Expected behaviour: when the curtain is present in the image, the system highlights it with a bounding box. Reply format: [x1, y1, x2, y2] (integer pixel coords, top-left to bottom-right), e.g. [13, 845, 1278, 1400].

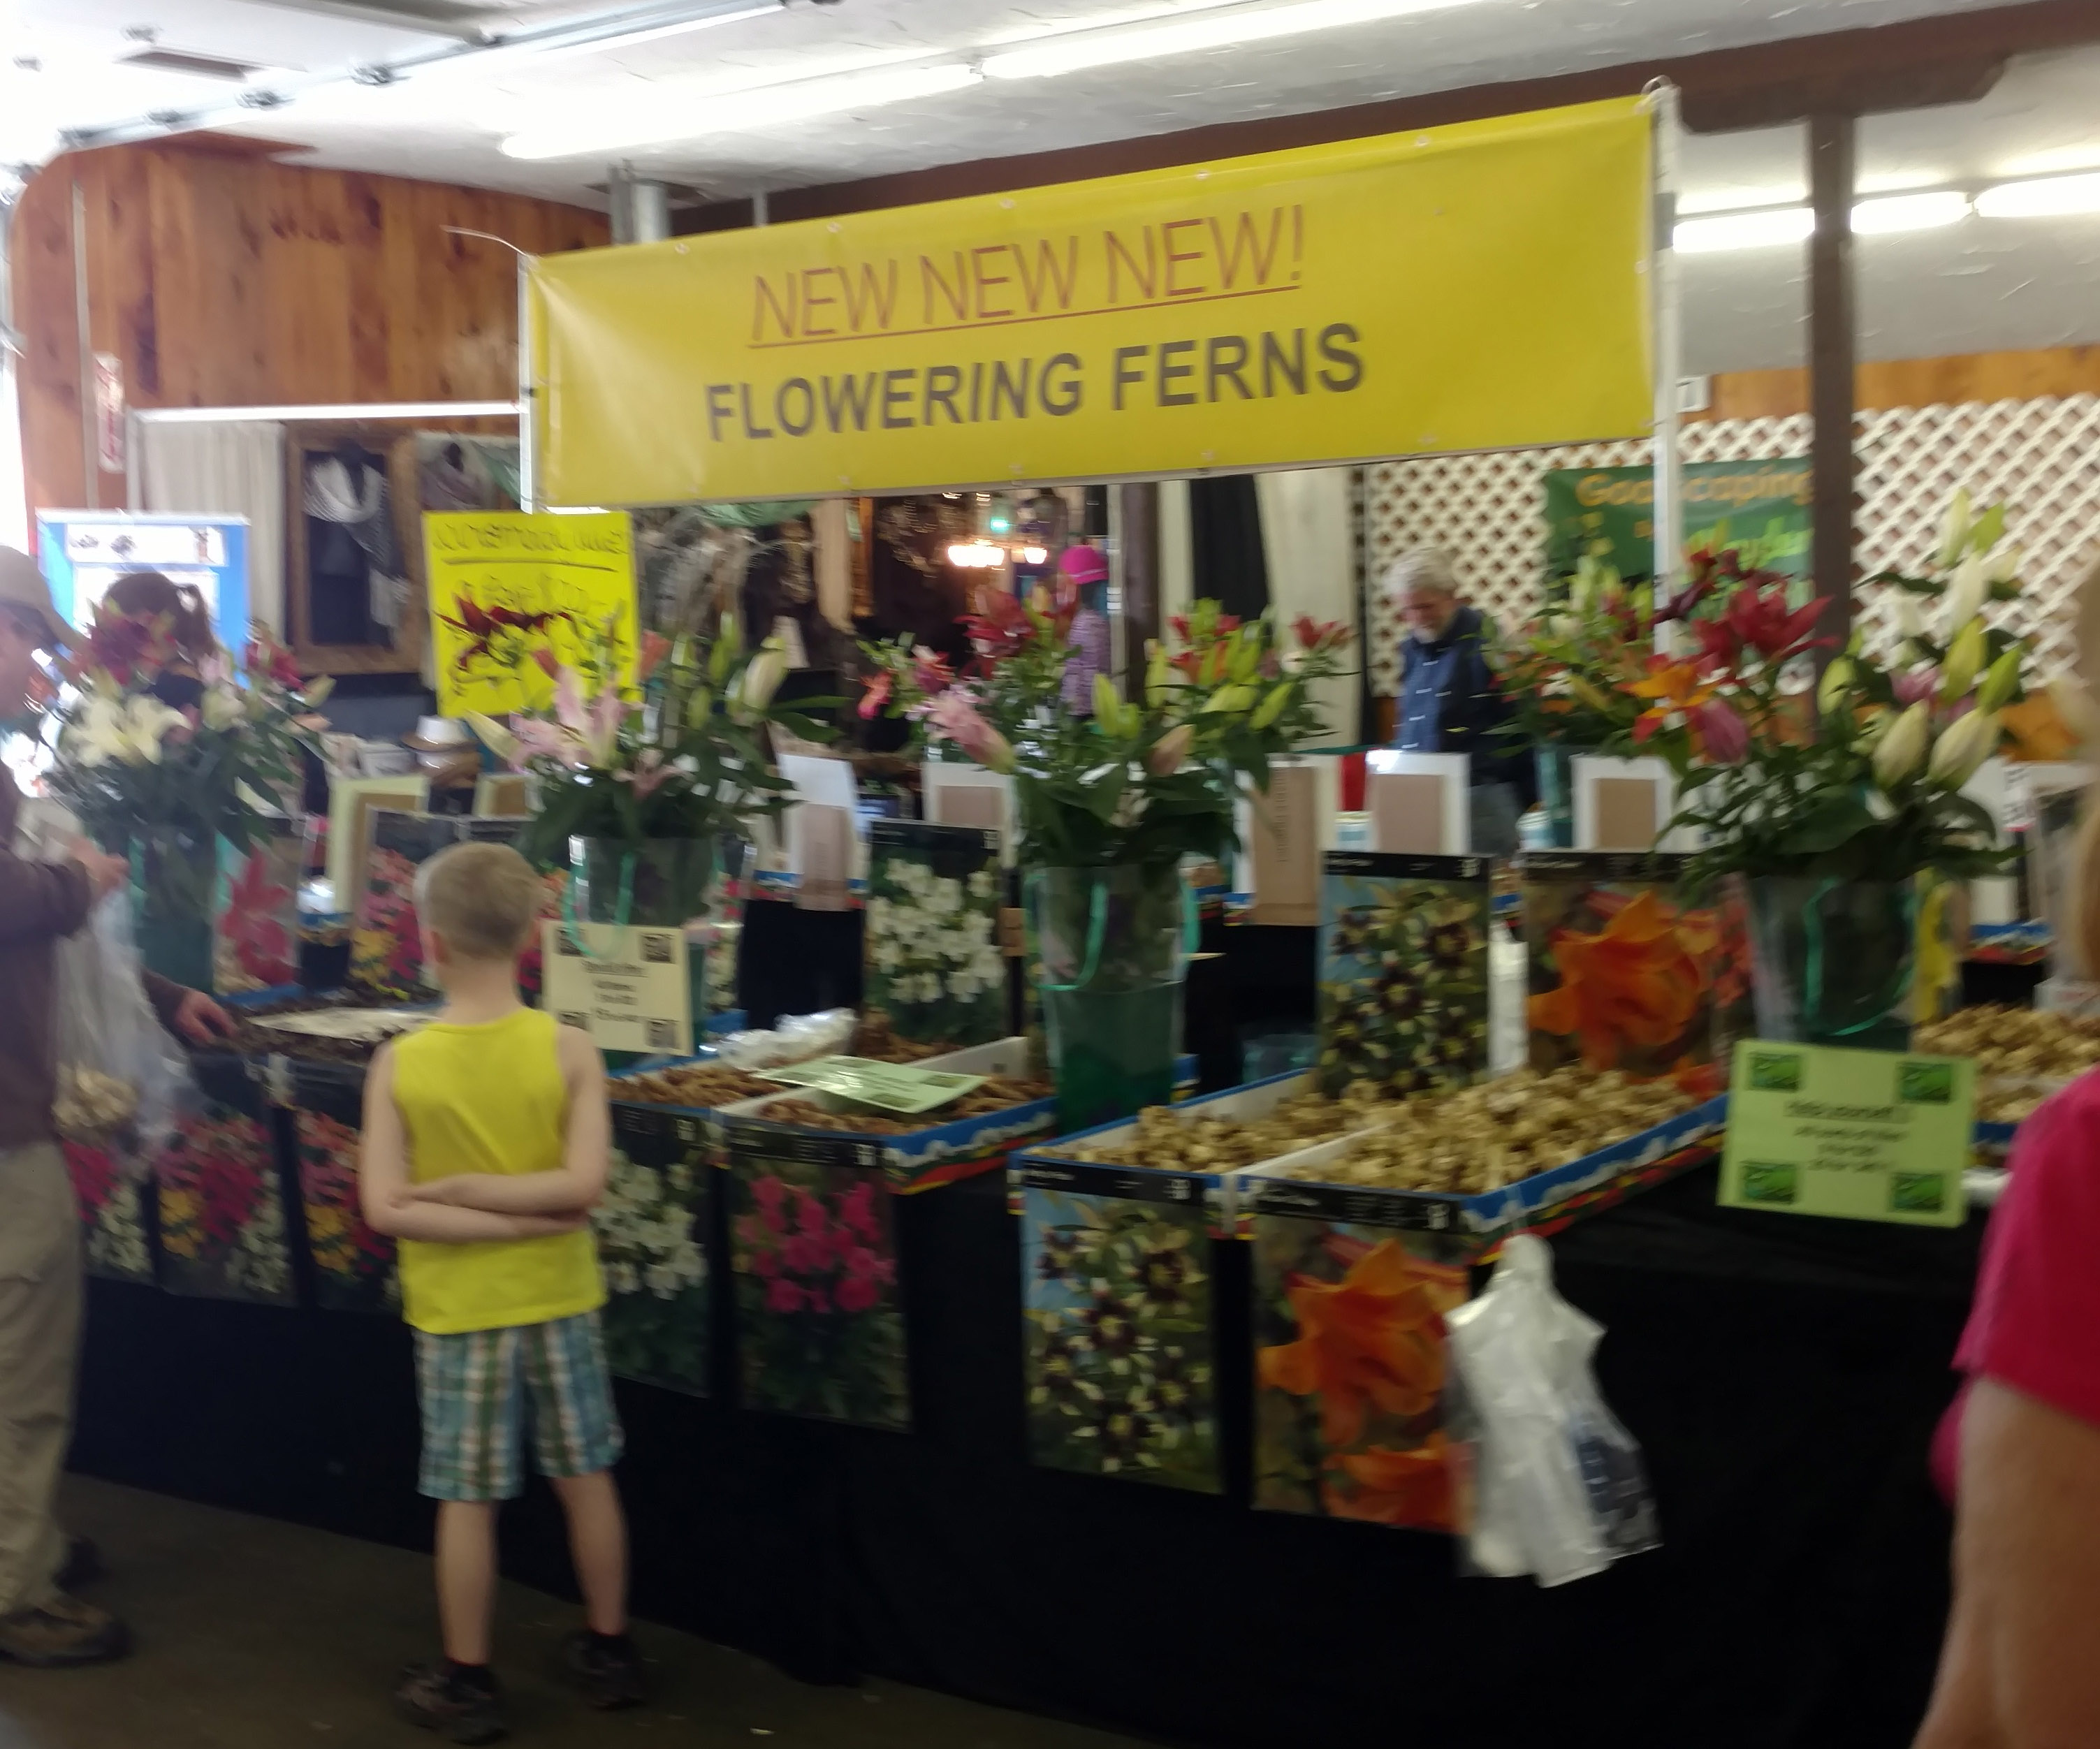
[1188, 474, 1269, 622]
[1256, 468, 1359, 747]
[138, 420, 286, 634]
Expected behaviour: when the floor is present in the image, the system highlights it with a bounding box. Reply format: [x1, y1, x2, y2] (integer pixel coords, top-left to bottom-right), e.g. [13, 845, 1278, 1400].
[0, 1479, 1154, 1749]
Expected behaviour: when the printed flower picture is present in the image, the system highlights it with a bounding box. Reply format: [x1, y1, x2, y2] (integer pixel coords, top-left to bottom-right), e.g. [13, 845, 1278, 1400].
[865, 824, 1007, 1049]
[214, 833, 302, 995]
[63, 1139, 153, 1284]
[1318, 859, 1491, 1098]
[1524, 855, 1722, 1089]
[156, 1096, 294, 1305]
[298, 1108, 398, 1313]
[597, 1145, 710, 1395]
[1021, 1187, 1219, 1491]
[729, 1152, 907, 1430]
[351, 834, 439, 1002]
[1252, 1215, 1470, 1530]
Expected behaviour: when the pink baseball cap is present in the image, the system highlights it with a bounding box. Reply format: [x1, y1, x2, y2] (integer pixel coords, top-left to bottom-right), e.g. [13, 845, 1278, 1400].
[1058, 543, 1108, 587]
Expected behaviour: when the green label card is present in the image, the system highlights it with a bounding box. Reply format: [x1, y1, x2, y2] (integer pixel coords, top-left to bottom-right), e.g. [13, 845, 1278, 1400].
[1719, 1041, 1973, 1228]
[759, 1056, 987, 1117]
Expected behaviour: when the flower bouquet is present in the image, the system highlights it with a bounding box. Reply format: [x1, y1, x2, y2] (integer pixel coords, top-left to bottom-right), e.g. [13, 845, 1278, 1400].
[1616, 494, 2055, 1047]
[471, 617, 836, 1028]
[43, 615, 328, 989]
[863, 592, 1350, 1126]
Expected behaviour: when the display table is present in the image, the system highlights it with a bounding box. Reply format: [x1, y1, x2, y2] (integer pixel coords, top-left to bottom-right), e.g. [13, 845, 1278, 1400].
[72, 1159, 1976, 1749]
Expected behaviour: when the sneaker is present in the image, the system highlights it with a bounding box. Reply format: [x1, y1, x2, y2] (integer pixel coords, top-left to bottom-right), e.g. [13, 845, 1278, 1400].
[560, 1629, 646, 1710]
[0, 1595, 131, 1667]
[57, 1537, 105, 1593]
[393, 1662, 507, 1746]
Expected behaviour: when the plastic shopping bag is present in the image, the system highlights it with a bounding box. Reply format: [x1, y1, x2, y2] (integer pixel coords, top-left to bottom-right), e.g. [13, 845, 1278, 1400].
[1444, 1233, 1659, 1587]
[16, 801, 196, 1162]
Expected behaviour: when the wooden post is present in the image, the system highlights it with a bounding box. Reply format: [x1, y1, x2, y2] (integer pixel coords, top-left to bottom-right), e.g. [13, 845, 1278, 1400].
[1808, 111, 1856, 654]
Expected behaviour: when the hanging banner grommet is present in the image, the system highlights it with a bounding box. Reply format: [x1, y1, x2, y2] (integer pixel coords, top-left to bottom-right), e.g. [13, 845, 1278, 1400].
[529, 96, 1658, 506]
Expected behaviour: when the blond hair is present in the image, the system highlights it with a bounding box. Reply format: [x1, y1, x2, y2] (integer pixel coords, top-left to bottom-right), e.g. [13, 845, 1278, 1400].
[415, 841, 546, 963]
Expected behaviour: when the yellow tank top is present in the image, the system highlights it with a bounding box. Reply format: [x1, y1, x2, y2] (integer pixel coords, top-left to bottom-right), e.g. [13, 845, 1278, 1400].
[391, 1007, 604, 1336]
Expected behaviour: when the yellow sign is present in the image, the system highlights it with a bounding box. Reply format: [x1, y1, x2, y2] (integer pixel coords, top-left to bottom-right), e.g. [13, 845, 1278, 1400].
[532, 97, 1655, 506]
[423, 511, 639, 715]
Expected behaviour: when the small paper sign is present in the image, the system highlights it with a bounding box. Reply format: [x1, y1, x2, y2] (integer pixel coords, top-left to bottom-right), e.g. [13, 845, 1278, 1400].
[758, 1056, 986, 1116]
[1719, 1041, 1974, 1228]
[541, 921, 693, 1057]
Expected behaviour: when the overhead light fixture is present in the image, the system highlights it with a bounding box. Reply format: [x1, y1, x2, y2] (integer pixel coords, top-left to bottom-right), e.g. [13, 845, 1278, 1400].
[983, 0, 1487, 80]
[503, 61, 981, 159]
[1851, 190, 1971, 234]
[527, 1, 780, 65]
[947, 541, 1009, 569]
[1976, 171, 2100, 219]
[1672, 206, 1812, 254]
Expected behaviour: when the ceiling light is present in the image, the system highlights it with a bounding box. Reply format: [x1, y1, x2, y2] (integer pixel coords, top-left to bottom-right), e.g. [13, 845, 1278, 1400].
[1851, 191, 1970, 234]
[983, 0, 1487, 80]
[502, 61, 981, 159]
[1673, 206, 1811, 254]
[528, 2, 780, 65]
[1976, 172, 2100, 219]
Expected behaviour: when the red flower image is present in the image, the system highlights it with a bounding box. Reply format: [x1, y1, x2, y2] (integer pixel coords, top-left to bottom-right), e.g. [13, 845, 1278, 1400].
[299, 1111, 396, 1300]
[64, 1140, 119, 1217]
[220, 846, 297, 988]
[736, 1173, 897, 1317]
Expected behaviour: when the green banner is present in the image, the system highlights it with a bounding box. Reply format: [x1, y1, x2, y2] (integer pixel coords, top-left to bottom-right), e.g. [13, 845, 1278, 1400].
[1544, 458, 1812, 583]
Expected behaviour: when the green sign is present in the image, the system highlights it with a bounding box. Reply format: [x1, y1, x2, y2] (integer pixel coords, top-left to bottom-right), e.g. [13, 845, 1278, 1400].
[1719, 1041, 1973, 1229]
[759, 1056, 986, 1117]
[1544, 459, 1813, 584]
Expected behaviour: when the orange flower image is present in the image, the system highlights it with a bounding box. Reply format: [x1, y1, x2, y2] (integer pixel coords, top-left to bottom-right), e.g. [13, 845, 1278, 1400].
[1322, 1434, 1457, 1531]
[1529, 889, 1716, 1071]
[1257, 1238, 1449, 1449]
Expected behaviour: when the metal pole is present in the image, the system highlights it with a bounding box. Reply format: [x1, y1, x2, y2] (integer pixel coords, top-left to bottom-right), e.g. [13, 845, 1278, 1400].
[1808, 111, 1858, 663]
[1645, 80, 1684, 630]
[608, 165, 672, 245]
[518, 254, 538, 511]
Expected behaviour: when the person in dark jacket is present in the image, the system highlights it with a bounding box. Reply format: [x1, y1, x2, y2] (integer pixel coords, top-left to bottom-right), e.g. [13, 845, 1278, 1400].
[1387, 548, 1526, 856]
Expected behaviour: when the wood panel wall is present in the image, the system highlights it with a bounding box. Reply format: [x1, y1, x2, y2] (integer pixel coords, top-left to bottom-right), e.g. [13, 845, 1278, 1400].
[10, 138, 606, 521]
[1692, 346, 2100, 423]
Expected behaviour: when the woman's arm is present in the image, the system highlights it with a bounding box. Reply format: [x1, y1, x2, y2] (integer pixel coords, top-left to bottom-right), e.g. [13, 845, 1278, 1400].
[1915, 1379, 2100, 1749]
[359, 1045, 583, 1243]
[409, 1026, 613, 1217]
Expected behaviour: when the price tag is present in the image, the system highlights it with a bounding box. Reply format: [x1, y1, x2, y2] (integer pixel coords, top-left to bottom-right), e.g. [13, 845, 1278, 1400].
[1719, 1040, 1974, 1228]
[541, 921, 692, 1057]
[759, 1056, 986, 1116]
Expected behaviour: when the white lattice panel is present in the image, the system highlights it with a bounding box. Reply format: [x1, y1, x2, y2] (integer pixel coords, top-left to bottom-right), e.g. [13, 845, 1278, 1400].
[1362, 400, 2100, 694]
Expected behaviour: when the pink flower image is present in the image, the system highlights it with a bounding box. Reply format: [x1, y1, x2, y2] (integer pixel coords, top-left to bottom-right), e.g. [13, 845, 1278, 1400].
[796, 1191, 829, 1236]
[836, 1274, 878, 1314]
[839, 1180, 880, 1243]
[765, 1278, 805, 1315]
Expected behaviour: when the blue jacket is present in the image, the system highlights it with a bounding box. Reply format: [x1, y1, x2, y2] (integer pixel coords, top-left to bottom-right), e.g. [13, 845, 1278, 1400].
[1397, 604, 1520, 789]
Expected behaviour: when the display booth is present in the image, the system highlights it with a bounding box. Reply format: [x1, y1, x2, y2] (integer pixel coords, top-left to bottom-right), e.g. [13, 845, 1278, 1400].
[67, 88, 1990, 1749]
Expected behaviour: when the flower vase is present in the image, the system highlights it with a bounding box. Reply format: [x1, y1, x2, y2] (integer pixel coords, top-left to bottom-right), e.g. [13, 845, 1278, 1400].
[1025, 863, 1194, 1133]
[569, 834, 752, 1057]
[1745, 876, 1921, 1053]
[131, 829, 217, 993]
[1535, 743, 1577, 849]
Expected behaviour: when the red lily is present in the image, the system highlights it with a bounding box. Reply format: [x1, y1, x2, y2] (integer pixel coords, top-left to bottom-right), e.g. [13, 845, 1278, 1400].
[858, 671, 894, 720]
[1698, 583, 1829, 672]
[963, 588, 1034, 659]
[1292, 615, 1352, 654]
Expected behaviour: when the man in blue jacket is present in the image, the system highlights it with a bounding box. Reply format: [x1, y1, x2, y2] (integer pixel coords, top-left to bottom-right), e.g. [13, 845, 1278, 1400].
[1387, 548, 1529, 856]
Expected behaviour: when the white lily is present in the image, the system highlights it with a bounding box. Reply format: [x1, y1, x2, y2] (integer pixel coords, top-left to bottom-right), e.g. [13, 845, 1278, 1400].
[1871, 702, 1931, 789]
[1983, 542, 2023, 589]
[1941, 552, 1990, 641]
[1927, 708, 2001, 791]
[1890, 594, 1927, 642]
[202, 685, 246, 731]
[71, 694, 188, 767]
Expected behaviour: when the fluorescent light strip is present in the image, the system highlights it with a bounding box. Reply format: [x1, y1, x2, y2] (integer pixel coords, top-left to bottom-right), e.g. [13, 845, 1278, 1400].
[137, 401, 518, 423]
[1852, 190, 1971, 234]
[1675, 191, 1977, 252]
[503, 62, 981, 159]
[984, 0, 1488, 79]
[1976, 171, 2100, 219]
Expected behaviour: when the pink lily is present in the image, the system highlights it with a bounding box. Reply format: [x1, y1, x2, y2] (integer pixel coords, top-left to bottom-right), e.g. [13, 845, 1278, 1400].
[925, 689, 1014, 773]
[1893, 666, 1939, 707]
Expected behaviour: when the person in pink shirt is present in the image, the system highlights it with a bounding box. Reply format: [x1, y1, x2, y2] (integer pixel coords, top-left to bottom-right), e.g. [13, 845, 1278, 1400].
[1058, 544, 1111, 716]
[1913, 807, 2100, 1748]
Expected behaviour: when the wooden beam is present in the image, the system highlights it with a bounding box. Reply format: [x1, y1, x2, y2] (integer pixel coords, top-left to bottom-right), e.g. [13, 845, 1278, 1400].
[677, 0, 2100, 228]
[1809, 112, 1858, 651]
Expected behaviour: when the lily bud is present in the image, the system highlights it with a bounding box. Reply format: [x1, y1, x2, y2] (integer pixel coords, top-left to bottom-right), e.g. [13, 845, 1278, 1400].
[684, 685, 713, 729]
[1976, 647, 2023, 714]
[1205, 683, 1257, 715]
[738, 643, 786, 717]
[1093, 672, 1123, 726]
[710, 614, 740, 686]
[1227, 631, 1262, 684]
[1942, 554, 1989, 637]
[1146, 724, 1193, 777]
[1871, 701, 1931, 789]
[1941, 617, 1987, 703]
[1936, 488, 1974, 569]
[1250, 682, 1292, 731]
[1817, 657, 1854, 715]
[1145, 640, 1169, 708]
[1566, 676, 1611, 713]
[1927, 708, 2001, 791]
[1984, 543, 2023, 590]
[1890, 594, 1927, 642]
[302, 676, 335, 708]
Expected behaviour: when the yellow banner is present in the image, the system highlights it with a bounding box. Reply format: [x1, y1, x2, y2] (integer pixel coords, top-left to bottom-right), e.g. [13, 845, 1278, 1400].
[423, 511, 638, 714]
[532, 96, 1654, 506]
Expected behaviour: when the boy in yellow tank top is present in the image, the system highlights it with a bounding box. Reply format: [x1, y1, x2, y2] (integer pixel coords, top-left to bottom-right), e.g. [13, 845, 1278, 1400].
[358, 842, 641, 1743]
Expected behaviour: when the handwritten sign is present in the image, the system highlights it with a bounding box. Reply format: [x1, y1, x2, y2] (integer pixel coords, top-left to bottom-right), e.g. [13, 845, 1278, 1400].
[1719, 1041, 1973, 1229]
[541, 919, 692, 1058]
[425, 511, 637, 715]
[759, 1058, 986, 1118]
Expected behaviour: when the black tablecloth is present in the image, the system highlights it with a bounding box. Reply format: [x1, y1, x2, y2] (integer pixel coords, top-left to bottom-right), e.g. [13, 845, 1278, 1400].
[72, 1157, 1977, 1749]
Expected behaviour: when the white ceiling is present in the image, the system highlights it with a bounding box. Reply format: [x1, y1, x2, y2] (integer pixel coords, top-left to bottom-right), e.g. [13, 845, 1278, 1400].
[5, 0, 2100, 373]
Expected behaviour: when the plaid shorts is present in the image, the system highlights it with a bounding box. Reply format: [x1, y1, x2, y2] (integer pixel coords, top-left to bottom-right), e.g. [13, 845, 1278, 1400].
[414, 1311, 625, 1502]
